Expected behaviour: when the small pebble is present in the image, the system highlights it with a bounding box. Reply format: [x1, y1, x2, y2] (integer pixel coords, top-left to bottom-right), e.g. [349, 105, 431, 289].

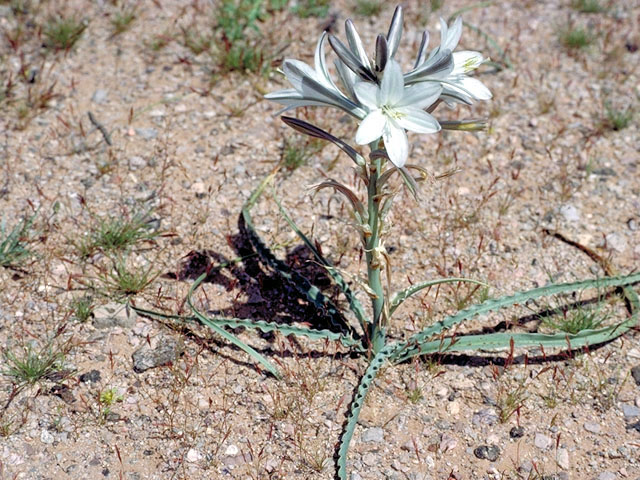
[40, 430, 54, 445]
[509, 426, 525, 438]
[556, 447, 570, 469]
[224, 444, 239, 456]
[584, 422, 601, 434]
[91, 89, 108, 104]
[473, 445, 500, 461]
[631, 365, 640, 386]
[79, 370, 101, 383]
[135, 127, 158, 140]
[621, 404, 640, 419]
[597, 472, 616, 480]
[361, 427, 384, 443]
[534, 433, 552, 450]
[185, 449, 202, 463]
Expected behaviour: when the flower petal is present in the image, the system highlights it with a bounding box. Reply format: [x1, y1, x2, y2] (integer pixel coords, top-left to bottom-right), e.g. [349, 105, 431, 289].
[445, 76, 492, 101]
[355, 110, 386, 145]
[314, 32, 338, 89]
[386, 5, 403, 58]
[354, 81, 379, 110]
[345, 19, 371, 73]
[414, 30, 430, 68]
[374, 34, 388, 73]
[404, 49, 453, 83]
[335, 58, 358, 100]
[380, 60, 404, 105]
[396, 108, 441, 134]
[329, 34, 377, 82]
[382, 123, 409, 168]
[452, 51, 485, 75]
[441, 16, 462, 52]
[395, 82, 441, 109]
[458, 76, 492, 100]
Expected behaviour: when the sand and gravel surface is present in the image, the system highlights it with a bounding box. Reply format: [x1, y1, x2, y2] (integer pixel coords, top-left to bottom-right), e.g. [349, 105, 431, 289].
[1, 1, 639, 479]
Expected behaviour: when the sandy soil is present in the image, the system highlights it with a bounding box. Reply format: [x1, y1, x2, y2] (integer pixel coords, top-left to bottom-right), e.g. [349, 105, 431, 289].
[1, 1, 639, 479]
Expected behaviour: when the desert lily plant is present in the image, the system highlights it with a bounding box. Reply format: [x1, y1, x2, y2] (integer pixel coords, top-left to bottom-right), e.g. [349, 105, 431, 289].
[133, 7, 640, 479]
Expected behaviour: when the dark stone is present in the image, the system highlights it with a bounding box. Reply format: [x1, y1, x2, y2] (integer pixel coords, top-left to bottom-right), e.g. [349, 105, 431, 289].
[631, 365, 640, 386]
[510, 426, 525, 438]
[79, 369, 101, 383]
[474, 444, 500, 461]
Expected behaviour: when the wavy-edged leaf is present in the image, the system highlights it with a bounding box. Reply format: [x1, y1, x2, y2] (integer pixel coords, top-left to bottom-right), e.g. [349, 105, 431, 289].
[393, 273, 640, 361]
[130, 302, 366, 352]
[187, 273, 282, 379]
[390, 317, 638, 364]
[273, 191, 369, 330]
[242, 170, 363, 344]
[337, 348, 393, 480]
[389, 277, 489, 318]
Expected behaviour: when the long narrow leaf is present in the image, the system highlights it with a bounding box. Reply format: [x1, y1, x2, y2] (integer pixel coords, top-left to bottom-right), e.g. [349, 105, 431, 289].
[130, 303, 366, 351]
[389, 277, 489, 318]
[337, 348, 392, 480]
[187, 273, 282, 379]
[397, 273, 640, 355]
[242, 171, 363, 343]
[391, 316, 637, 364]
[273, 191, 369, 329]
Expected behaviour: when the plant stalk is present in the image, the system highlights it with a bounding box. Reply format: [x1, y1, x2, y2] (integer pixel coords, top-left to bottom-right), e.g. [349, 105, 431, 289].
[366, 157, 386, 354]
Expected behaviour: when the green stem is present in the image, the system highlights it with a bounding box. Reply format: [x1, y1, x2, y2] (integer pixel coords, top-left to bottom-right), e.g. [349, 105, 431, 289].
[366, 157, 385, 354]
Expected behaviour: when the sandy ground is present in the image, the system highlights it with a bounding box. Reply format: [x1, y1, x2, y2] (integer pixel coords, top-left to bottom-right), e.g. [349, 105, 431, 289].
[1, 1, 639, 479]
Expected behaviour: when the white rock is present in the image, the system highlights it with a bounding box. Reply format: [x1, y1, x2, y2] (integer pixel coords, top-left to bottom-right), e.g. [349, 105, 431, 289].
[559, 204, 580, 222]
[186, 448, 202, 462]
[556, 448, 570, 469]
[224, 444, 239, 456]
[534, 433, 552, 450]
[40, 430, 54, 444]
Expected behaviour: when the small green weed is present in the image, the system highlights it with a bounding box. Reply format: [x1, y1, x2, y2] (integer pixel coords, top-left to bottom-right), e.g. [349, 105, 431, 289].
[292, 0, 330, 18]
[542, 303, 608, 334]
[430, 0, 445, 11]
[43, 15, 87, 51]
[181, 27, 212, 55]
[559, 25, 594, 50]
[353, 0, 382, 16]
[2, 344, 65, 386]
[268, 0, 289, 10]
[604, 104, 633, 131]
[0, 215, 34, 267]
[281, 138, 321, 172]
[497, 382, 528, 423]
[110, 6, 137, 36]
[571, 0, 606, 13]
[215, 0, 270, 74]
[147, 32, 173, 52]
[406, 387, 423, 404]
[71, 295, 94, 322]
[98, 387, 124, 422]
[77, 211, 158, 258]
[99, 257, 156, 297]
[220, 43, 265, 74]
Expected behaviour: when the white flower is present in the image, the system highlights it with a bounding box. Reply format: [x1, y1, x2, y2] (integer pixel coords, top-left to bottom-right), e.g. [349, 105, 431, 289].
[405, 17, 492, 105]
[354, 60, 441, 168]
[265, 32, 366, 119]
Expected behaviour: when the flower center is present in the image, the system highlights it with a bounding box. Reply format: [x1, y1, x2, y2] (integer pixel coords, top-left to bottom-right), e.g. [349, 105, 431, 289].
[381, 104, 405, 120]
